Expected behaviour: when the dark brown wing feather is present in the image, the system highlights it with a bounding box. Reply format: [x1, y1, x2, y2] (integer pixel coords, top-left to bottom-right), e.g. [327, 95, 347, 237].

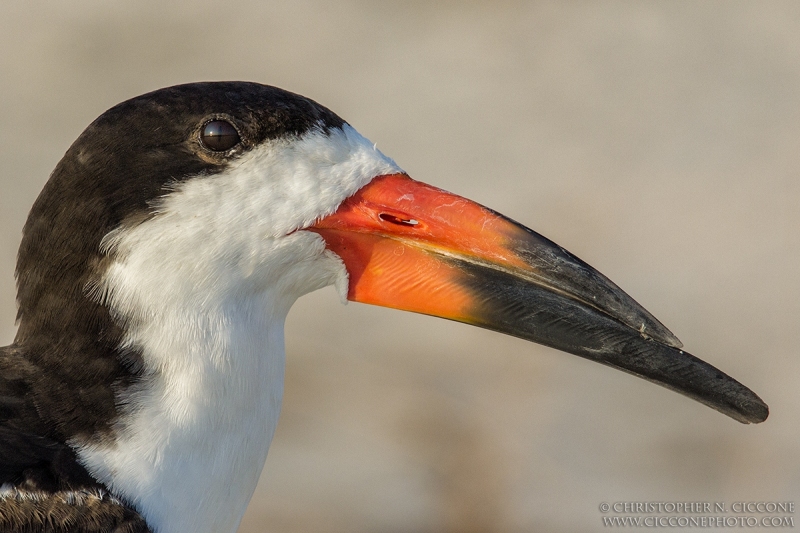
[0, 489, 150, 533]
[0, 345, 150, 532]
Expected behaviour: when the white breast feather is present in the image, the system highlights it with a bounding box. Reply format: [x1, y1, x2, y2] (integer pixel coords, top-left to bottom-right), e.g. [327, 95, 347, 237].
[75, 125, 402, 533]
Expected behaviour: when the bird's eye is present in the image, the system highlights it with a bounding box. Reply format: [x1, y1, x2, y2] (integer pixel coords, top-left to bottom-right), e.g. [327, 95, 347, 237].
[201, 120, 240, 151]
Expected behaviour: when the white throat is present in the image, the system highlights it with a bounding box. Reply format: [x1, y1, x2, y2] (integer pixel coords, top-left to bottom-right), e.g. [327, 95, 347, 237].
[75, 125, 402, 533]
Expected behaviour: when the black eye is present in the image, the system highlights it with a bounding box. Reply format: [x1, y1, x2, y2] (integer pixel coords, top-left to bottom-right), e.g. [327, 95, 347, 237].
[201, 120, 240, 151]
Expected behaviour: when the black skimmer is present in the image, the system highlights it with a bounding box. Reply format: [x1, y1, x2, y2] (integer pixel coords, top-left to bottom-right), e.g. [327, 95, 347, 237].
[0, 82, 767, 533]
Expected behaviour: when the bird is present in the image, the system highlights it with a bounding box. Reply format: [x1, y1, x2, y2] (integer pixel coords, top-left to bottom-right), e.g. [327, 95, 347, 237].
[0, 82, 767, 533]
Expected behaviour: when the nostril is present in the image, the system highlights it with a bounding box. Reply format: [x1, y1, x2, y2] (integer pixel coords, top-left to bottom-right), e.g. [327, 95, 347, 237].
[379, 213, 419, 227]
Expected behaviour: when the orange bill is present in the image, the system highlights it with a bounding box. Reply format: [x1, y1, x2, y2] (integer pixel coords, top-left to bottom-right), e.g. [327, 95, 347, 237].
[308, 174, 768, 424]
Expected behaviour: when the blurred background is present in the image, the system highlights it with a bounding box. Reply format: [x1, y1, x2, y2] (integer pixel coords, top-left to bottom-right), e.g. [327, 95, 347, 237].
[1, 2, 798, 531]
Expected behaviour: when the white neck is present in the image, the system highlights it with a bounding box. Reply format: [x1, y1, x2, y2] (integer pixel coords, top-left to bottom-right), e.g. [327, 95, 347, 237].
[78, 289, 290, 533]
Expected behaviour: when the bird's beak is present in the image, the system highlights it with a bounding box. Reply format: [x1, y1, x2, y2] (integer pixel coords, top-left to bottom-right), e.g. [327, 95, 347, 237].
[309, 174, 768, 424]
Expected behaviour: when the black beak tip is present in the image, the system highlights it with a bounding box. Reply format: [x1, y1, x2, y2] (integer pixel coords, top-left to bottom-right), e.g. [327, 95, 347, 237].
[639, 351, 769, 425]
[725, 391, 769, 425]
[747, 401, 770, 424]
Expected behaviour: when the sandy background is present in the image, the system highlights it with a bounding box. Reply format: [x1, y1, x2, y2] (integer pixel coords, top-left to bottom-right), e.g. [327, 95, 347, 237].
[1, 2, 798, 532]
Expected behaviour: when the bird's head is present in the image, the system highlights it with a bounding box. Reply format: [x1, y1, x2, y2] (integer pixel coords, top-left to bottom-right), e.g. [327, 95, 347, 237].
[16, 81, 766, 434]
[7, 80, 767, 533]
